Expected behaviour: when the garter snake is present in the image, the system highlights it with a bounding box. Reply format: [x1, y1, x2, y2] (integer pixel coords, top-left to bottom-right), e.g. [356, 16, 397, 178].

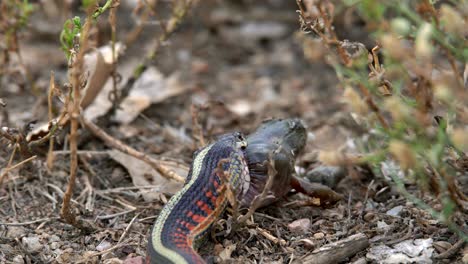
[147, 132, 250, 264]
[147, 118, 339, 263]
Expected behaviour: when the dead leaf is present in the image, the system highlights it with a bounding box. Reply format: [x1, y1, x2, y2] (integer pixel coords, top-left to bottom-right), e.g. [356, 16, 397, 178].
[114, 67, 188, 124]
[288, 218, 311, 234]
[83, 57, 139, 121]
[226, 77, 277, 116]
[433, 241, 451, 253]
[366, 238, 434, 264]
[81, 43, 125, 109]
[218, 240, 237, 262]
[108, 150, 187, 201]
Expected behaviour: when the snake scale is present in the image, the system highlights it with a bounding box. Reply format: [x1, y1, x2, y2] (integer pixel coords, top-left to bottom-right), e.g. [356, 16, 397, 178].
[147, 118, 338, 264]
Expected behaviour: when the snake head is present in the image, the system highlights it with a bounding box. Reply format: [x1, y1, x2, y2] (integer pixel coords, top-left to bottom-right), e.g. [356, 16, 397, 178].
[215, 131, 248, 152]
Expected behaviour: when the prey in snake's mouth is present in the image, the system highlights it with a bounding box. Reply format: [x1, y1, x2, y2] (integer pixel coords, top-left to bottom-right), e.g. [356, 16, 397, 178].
[147, 119, 342, 264]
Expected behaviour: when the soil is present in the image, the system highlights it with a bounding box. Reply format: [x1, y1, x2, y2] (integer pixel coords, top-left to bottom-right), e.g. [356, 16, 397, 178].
[0, 1, 466, 264]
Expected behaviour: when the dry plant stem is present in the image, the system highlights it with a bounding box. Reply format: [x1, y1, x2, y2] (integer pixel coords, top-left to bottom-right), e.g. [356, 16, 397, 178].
[294, 233, 369, 264]
[125, 0, 155, 46]
[434, 239, 466, 259]
[81, 116, 184, 183]
[96, 209, 135, 220]
[296, 0, 349, 65]
[358, 84, 389, 129]
[2, 155, 37, 175]
[47, 72, 55, 170]
[317, 2, 350, 65]
[86, 242, 140, 259]
[109, 0, 194, 117]
[80, 157, 95, 212]
[60, 9, 95, 232]
[359, 179, 374, 219]
[256, 226, 286, 246]
[191, 104, 205, 148]
[0, 143, 17, 187]
[117, 212, 140, 244]
[109, 0, 120, 110]
[0, 217, 59, 226]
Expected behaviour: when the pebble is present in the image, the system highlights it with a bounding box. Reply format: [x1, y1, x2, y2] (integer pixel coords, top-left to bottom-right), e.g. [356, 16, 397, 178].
[12, 255, 25, 264]
[104, 257, 124, 264]
[462, 252, 468, 264]
[50, 242, 59, 250]
[377, 220, 390, 231]
[49, 235, 60, 242]
[56, 249, 73, 264]
[22, 236, 43, 252]
[313, 232, 325, 239]
[288, 218, 311, 234]
[123, 256, 144, 264]
[7, 226, 27, 238]
[305, 166, 347, 188]
[96, 240, 112, 252]
[363, 212, 376, 222]
[71, 242, 81, 250]
[83, 251, 99, 263]
[239, 22, 288, 41]
[386, 205, 404, 217]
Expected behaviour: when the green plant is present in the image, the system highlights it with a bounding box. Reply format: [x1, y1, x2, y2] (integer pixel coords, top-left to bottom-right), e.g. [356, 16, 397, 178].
[297, 0, 467, 240]
[0, 0, 35, 64]
[59, 16, 82, 61]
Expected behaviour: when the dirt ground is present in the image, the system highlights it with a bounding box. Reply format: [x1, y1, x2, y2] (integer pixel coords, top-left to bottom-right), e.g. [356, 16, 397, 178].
[0, 1, 466, 263]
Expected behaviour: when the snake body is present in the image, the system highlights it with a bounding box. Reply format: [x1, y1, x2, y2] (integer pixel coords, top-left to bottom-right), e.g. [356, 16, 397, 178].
[147, 119, 309, 264]
[147, 132, 250, 264]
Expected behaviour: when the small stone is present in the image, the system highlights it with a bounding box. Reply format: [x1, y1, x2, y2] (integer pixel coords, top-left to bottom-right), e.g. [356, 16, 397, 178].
[124, 256, 144, 264]
[22, 236, 43, 252]
[71, 243, 80, 250]
[56, 250, 72, 264]
[462, 250, 468, 264]
[50, 242, 59, 250]
[49, 235, 60, 242]
[12, 255, 25, 264]
[386, 205, 404, 217]
[7, 226, 27, 238]
[288, 218, 311, 234]
[239, 22, 288, 41]
[83, 251, 99, 263]
[96, 240, 112, 252]
[351, 257, 367, 264]
[376, 221, 390, 231]
[305, 166, 347, 188]
[364, 212, 376, 222]
[101, 252, 118, 261]
[313, 232, 325, 239]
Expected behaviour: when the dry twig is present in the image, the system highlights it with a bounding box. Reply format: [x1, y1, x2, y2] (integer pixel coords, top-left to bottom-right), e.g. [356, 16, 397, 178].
[81, 116, 184, 182]
[60, 6, 95, 231]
